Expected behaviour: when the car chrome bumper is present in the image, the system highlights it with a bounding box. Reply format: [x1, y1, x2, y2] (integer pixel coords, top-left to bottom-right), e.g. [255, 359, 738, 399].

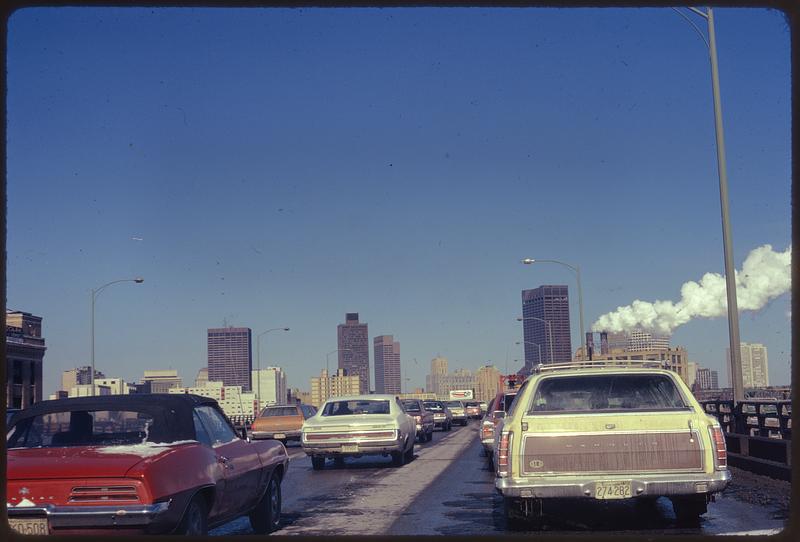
[495, 470, 732, 498]
[6, 501, 171, 529]
[251, 429, 301, 440]
[302, 438, 405, 456]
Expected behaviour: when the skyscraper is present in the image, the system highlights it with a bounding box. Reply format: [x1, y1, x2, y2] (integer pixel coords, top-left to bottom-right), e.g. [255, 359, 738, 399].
[337, 313, 370, 394]
[426, 356, 448, 394]
[207, 327, 252, 391]
[727, 342, 769, 388]
[521, 285, 572, 369]
[374, 335, 401, 394]
[6, 310, 46, 408]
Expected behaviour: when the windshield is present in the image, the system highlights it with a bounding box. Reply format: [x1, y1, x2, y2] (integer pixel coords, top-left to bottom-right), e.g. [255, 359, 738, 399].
[445, 401, 463, 408]
[260, 407, 298, 417]
[529, 374, 689, 413]
[401, 401, 421, 413]
[423, 402, 444, 411]
[322, 400, 390, 416]
[7, 410, 154, 449]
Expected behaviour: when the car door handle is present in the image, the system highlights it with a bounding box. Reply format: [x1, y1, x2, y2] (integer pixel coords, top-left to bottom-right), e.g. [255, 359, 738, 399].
[218, 455, 235, 469]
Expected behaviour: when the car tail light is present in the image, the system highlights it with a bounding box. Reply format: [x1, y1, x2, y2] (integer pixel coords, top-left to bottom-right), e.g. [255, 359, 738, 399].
[69, 486, 140, 503]
[708, 425, 727, 469]
[497, 431, 512, 477]
[481, 421, 494, 439]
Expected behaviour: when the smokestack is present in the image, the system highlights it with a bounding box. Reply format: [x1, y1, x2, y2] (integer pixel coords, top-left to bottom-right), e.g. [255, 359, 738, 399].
[585, 332, 594, 360]
[600, 332, 609, 355]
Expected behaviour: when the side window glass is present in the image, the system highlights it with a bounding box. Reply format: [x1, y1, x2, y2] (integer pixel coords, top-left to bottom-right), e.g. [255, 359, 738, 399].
[197, 406, 237, 445]
[193, 411, 213, 447]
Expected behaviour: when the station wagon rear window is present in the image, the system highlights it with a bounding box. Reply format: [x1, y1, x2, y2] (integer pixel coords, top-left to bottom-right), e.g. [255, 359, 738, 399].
[423, 402, 444, 411]
[261, 406, 299, 417]
[322, 400, 390, 416]
[528, 374, 688, 413]
[7, 410, 154, 449]
[401, 401, 422, 412]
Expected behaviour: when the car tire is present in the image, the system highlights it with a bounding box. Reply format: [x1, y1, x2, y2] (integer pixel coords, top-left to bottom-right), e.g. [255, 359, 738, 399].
[404, 441, 414, 462]
[671, 495, 707, 525]
[503, 497, 527, 530]
[176, 495, 208, 535]
[333, 456, 345, 468]
[391, 446, 406, 467]
[446, 422, 452, 431]
[426, 429, 433, 442]
[311, 456, 325, 470]
[249, 472, 282, 534]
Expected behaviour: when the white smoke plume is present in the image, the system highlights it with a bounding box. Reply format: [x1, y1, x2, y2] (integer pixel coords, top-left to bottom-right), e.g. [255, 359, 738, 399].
[592, 244, 791, 335]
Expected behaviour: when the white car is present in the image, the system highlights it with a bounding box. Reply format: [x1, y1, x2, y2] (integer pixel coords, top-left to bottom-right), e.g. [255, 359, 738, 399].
[301, 394, 416, 470]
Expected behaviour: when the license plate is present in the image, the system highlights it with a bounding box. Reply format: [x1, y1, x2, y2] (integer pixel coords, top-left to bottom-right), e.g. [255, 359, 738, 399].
[273, 433, 286, 439]
[9, 517, 49, 535]
[341, 444, 359, 453]
[595, 480, 632, 500]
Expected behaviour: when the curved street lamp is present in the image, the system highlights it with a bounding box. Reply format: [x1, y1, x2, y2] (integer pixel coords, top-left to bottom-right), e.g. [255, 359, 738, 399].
[256, 327, 290, 408]
[521, 258, 584, 360]
[516, 340, 542, 364]
[516, 316, 555, 364]
[91, 277, 144, 395]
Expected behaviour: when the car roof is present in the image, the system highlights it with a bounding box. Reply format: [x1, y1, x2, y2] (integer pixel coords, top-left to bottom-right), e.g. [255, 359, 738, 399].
[8, 394, 219, 443]
[324, 394, 397, 402]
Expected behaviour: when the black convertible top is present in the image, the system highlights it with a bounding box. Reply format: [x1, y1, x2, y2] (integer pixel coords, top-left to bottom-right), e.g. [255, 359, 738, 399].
[8, 394, 221, 443]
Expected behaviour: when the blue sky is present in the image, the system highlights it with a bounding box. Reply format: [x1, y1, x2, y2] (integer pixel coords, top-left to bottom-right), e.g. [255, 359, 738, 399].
[7, 7, 791, 396]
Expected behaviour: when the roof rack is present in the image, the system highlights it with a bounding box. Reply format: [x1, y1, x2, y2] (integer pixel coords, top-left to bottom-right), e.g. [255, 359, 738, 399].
[531, 360, 669, 374]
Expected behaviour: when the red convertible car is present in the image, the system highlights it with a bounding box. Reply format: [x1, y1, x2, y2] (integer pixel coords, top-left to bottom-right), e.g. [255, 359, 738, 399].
[5, 394, 289, 535]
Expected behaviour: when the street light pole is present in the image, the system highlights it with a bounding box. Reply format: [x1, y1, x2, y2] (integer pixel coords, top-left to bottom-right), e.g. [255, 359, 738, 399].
[256, 327, 290, 409]
[91, 278, 144, 396]
[517, 317, 555, 364]
[674, 6, 744, 405]
[521, 258, 585, 360]
[516, 341, 542, 364]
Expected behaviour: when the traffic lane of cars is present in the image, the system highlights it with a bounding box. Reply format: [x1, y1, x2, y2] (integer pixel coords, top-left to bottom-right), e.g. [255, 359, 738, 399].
[388, 436, 786, 536]
[209, 422, 475, 536]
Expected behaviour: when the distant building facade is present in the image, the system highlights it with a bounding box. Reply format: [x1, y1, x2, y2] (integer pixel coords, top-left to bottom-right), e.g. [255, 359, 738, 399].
[208, 327, 253, 391]
[195, 367, 209, 387]
[169, 381, 257, 423]
[627, 330, 671, 351]
[589, 347, 689, 385]
[142, 370, 182, 393]
[374, 335, 401, 394]
[521, 285, 572, 368]
[687, 361, 698, 389]
[433, 369, 476, 401]
[337, 313, 370, 394]
[6, 310, 46, 408]
[475, 365, 501, 402]
[425, 356, 449, 394]
[310, 368, 361, 407]
[727, 342, 769, 388]
[61, 366, 104, 394]
[252, 366, 287, 406]
[696, 367, 719, 390]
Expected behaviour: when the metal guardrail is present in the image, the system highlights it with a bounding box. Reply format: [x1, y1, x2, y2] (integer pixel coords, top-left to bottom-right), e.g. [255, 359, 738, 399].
[700, 399, 791, 481]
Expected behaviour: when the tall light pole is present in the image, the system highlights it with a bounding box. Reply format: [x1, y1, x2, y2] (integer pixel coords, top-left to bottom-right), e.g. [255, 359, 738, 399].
[255, 327, 290, 409]
[521, 258, 584, 360]
[516, 341, 542, 364]
[517, 317, 555, 364]
[671, 6, 743, 404]
[91, 277, 144, 396]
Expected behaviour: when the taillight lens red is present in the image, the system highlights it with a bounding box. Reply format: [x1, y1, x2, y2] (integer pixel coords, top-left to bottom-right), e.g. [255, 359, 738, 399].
[481, 422, 494, 438]
[709, 425, 727, 469]
[497, 432, 512, 477]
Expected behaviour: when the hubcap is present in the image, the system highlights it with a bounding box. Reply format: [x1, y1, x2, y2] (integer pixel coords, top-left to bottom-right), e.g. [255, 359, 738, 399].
[270, 480, 281, 525]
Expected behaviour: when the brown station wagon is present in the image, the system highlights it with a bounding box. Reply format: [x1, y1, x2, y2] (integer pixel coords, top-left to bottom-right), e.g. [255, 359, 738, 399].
[251, 404, 316, 444]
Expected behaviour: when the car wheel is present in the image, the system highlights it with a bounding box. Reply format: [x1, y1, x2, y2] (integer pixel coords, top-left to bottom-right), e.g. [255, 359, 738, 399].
[249, 472, 282, 534]
[426, 429, 433, 442]
[404, 441, 414, 462]
[176, 495, 208, 535]
[391, 444, 406, 467]
[311, 456, 325, 470]
[671, 495, 707, 525]
[446, 422, 452, 431]
[333, 456, 345, 468]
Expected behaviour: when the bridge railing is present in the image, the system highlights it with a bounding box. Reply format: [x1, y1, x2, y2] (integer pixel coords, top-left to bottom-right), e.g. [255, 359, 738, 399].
[700, 399, 791, 481]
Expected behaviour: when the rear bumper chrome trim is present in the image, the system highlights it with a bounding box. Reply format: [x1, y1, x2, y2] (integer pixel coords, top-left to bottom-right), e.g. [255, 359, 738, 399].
[496, 470, 731, 498]
[6, 501, 171, 528]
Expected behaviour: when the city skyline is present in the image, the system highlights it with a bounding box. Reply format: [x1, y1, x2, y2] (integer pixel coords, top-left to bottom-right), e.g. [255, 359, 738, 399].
[7, 7, 791, 397]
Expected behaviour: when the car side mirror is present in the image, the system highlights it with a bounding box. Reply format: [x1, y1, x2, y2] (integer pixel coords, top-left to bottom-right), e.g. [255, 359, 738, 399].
[493, 411, 505, 419]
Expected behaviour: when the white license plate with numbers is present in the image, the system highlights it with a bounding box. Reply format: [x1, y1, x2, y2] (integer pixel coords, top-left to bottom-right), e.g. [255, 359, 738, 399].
[595, 480, 632, 499]
[9, 518, 49, 535]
